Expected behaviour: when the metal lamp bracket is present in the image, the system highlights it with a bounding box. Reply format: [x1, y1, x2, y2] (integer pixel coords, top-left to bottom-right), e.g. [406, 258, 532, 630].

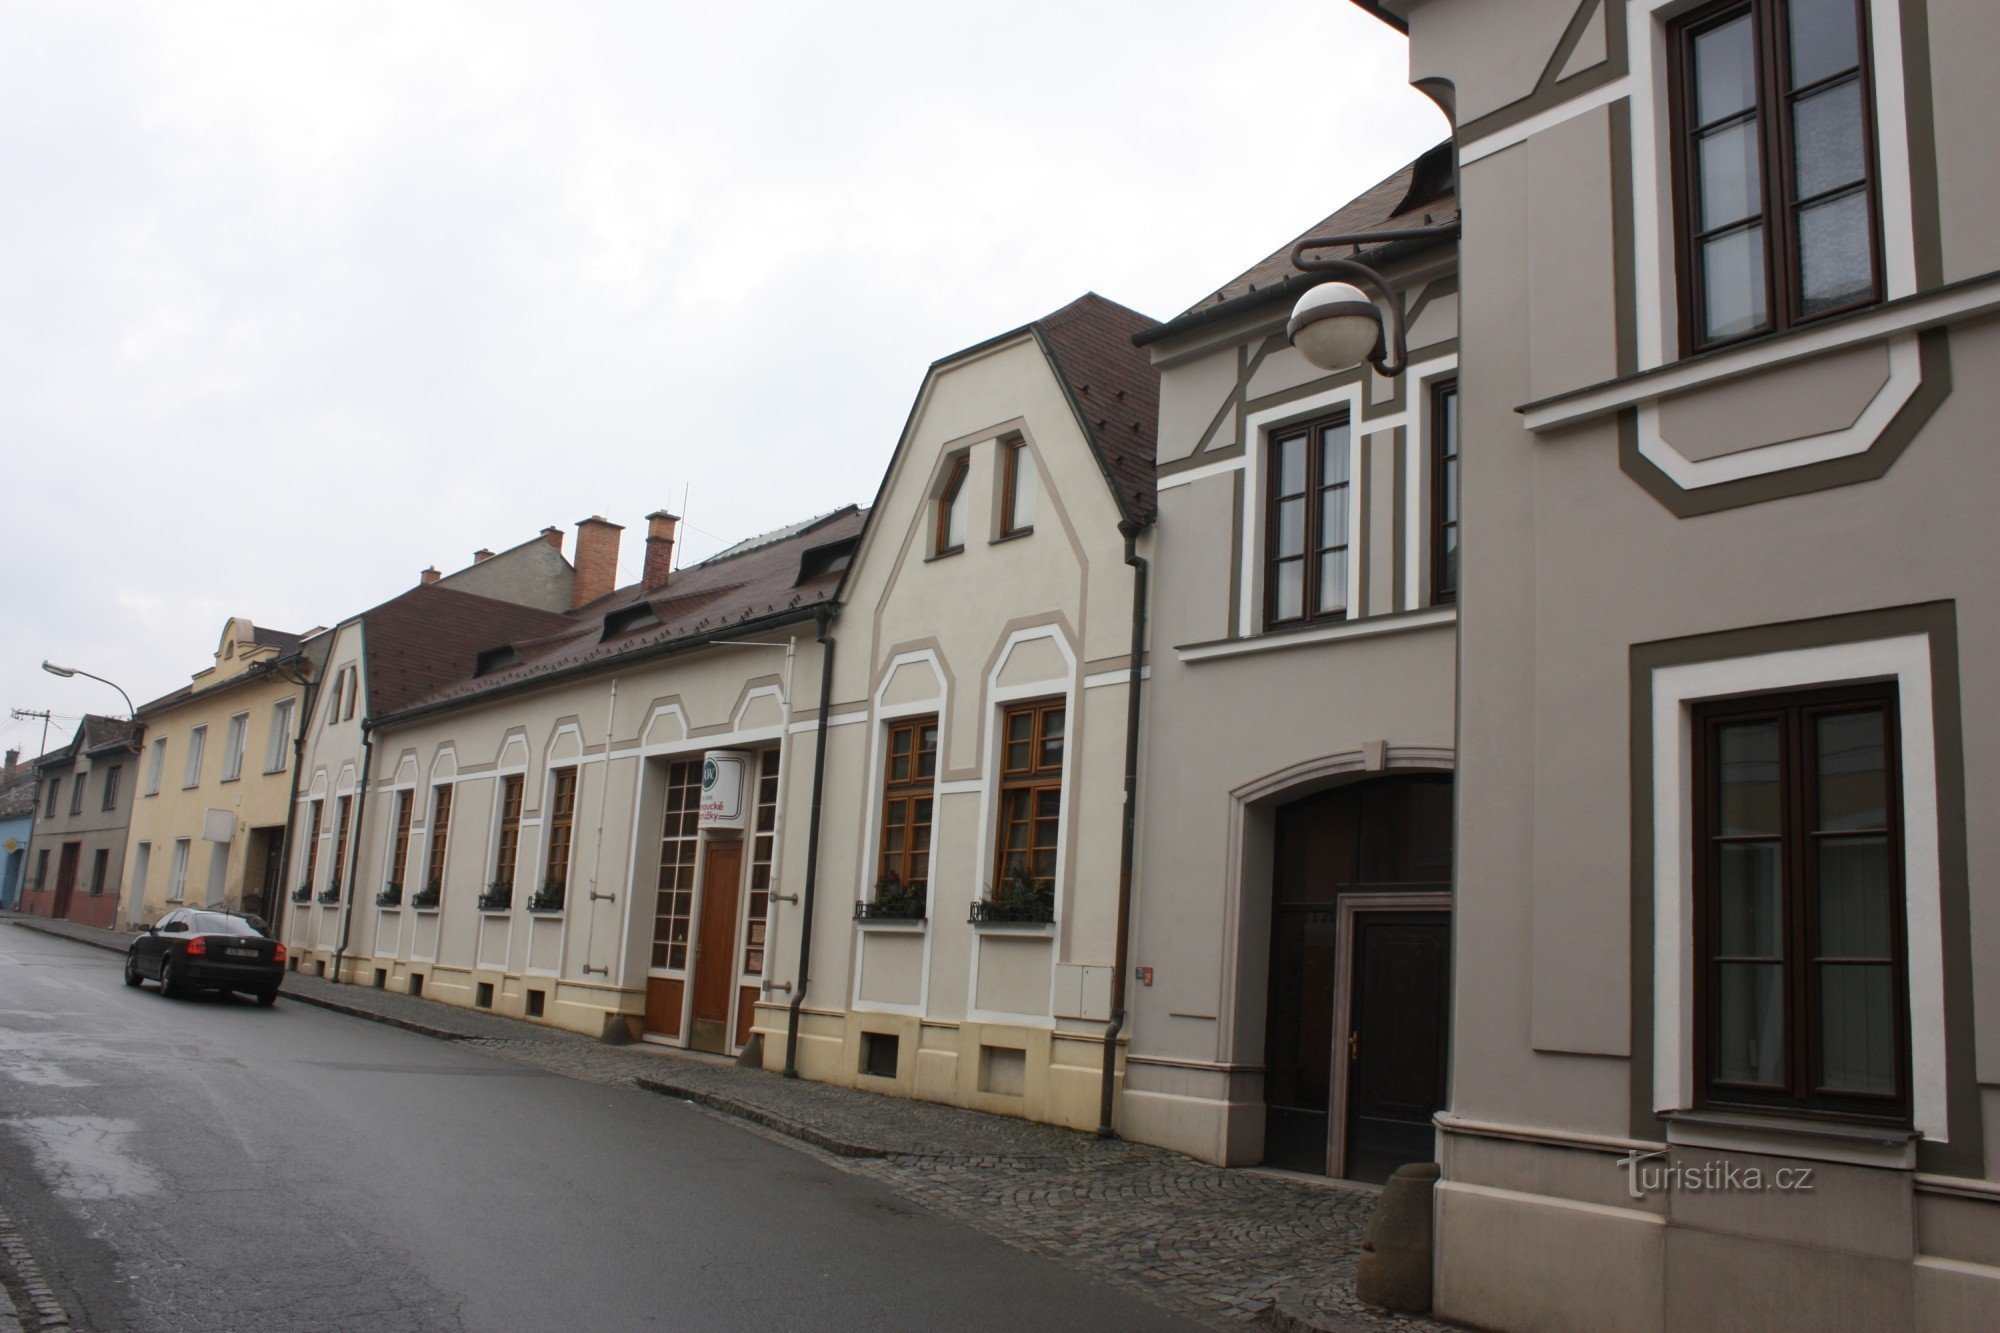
[1289, 225, 1459, 379]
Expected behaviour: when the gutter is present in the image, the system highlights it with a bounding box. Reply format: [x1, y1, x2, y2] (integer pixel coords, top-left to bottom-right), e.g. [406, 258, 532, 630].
[1133, 229, 1457, 351]
[372, 603, 829, 731]
[1098, 519, 1151, 1138]
[329, 723, 375, 984]
[783, 607, 838, 1078]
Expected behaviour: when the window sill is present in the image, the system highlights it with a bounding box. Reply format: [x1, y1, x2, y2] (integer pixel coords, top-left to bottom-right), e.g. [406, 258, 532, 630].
[219, 776, 240, 785]
[925, 546, 965, 563]
[854, 917, 927, 933]
[991, 528, 1034, 545]
[1177, 605, 1456, 664]
[1660, 1108, 1919, 1169]
[477, 909, 512, 919]
[413, 906, 441, 916]
[1518, 267, 2000, 433]
[969, 918, 1055, 936]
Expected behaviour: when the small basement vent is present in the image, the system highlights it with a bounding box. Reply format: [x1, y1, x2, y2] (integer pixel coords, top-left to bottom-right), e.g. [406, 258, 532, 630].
[526, 989, 546, 1019]
[476, 981, 495, 1009]
[861, 1032, 900, 1079]
[980, 1045, 1026, 1097]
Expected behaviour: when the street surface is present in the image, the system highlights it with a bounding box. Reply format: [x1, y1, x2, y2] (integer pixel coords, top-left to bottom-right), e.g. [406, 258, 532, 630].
[0, 927, 1192, 1331]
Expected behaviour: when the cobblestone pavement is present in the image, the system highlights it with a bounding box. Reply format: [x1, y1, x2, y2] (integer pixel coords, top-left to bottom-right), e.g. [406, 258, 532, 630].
[8, 914, 1451, 1331]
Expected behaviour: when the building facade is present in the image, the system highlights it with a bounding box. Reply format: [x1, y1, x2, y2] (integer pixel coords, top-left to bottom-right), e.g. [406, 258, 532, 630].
[760, 295, 1157, 1133]
[1361, 0, 2000, 1328]
[0, 749, 36, 910]
[295, 509, 857, 1053]
[1125, 157, 1460, 1179]
[123, 618, 314, 927]
[20, 716, 140, 929]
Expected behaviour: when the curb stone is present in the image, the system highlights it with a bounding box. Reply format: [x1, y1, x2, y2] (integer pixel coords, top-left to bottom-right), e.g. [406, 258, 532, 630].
[634, 1077, 895, 1159]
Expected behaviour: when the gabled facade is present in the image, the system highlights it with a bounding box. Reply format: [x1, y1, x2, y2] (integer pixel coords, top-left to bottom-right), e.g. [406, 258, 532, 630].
[122, 617, 317, 926]
[20, 716, 141, 929]
[1126, 158, 1461, 1177]
[299, 508, 860, 1053]
[763, 294, 1161, 1133]
[1362, 1, 2000, 1328]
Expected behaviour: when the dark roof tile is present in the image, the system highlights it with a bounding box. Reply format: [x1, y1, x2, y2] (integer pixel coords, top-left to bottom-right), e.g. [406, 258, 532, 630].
[1030, 294, 1162, 524]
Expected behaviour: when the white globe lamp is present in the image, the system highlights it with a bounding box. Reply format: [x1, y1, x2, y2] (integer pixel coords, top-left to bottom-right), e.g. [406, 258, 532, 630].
[1287, 281, 1384, 372]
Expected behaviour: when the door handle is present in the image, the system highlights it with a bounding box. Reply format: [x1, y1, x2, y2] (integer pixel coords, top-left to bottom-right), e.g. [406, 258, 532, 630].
[1348, 1031, 1359, 1061]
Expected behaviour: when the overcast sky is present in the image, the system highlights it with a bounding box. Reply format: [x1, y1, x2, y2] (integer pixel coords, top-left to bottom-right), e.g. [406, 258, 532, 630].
[2, 0, 1444, 757]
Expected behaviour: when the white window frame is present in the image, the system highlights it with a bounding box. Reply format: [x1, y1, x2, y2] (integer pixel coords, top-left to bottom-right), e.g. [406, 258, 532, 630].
[265, 698, 295, 773]
[1650, 634, 1945, 1140]
[132, 842, 151, 901]
[221, 712, 249, 782]
[168, 838, 191, 903]
[144, 737, 166, 795]
[182, 726, 206, 789]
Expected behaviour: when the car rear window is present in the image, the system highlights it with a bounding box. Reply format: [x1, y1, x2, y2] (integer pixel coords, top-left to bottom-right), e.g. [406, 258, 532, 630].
[187, 912, 263, 937]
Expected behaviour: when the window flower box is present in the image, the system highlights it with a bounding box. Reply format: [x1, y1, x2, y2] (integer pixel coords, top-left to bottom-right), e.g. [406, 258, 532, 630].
[476, 881, 512, 913]
[970, 868, 1054, 925]
[410, 881, 441, 910]
[291, 883, 314, 904]
[527, 881, 565, 914]
[317, 880, 342, 905]
[376, 881, 403, 908]
[854, 872, 926, 922]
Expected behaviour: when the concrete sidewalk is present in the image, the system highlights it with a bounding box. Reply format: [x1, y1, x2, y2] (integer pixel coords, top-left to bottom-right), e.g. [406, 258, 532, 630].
[7, 912, 1445, 1331]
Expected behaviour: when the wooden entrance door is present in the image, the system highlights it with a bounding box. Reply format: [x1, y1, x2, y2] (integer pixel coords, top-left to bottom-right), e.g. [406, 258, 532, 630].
[53, 843, 81, 919]
[689, 840, 743, 1053]
[1342, 912, 1450, 1185]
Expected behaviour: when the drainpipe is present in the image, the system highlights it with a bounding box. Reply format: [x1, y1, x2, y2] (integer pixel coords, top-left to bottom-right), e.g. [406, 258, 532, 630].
[783, 607, 837, 1079]
[330, 723, 376, 984]
[1098, 520, 1150, 1138]
[268, 674, 319, 943]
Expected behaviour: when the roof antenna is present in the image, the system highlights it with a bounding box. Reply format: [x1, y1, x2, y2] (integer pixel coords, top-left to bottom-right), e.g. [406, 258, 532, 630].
[676, 482, 690, 571]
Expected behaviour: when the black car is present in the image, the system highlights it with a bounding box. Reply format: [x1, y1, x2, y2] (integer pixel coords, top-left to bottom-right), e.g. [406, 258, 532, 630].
[125, 908, 286, 1005]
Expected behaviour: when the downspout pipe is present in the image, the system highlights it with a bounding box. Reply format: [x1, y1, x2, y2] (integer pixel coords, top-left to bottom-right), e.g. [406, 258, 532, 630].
[783, 607, 837, 1078]
[1098, 520, 1150, 1138]
[330, 723, 375, 984]
[268, 673, 319, 942]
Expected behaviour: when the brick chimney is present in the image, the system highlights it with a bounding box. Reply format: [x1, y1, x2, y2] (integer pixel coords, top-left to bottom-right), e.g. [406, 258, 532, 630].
[572, 516, 624, 609]
[473, 548, 494, 563]
[420, 566, 441, 586]
[644, 511, 680, 591]
[541, 525, 564, 552]
[3, 748, 17, 778]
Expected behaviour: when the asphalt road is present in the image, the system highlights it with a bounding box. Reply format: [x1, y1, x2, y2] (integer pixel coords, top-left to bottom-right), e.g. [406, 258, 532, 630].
[0, 927, 1193, 1332]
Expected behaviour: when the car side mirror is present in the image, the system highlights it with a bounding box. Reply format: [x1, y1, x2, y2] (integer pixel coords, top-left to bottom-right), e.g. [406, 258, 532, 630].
[145, 924, 159, 934]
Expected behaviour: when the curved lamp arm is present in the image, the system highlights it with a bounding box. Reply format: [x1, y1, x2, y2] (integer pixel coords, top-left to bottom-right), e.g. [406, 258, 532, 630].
[1290, 225, 1460, 379]
[42, 661, 136, 720]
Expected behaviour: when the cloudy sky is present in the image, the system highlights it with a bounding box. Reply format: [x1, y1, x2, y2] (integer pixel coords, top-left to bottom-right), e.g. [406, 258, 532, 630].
[2, 0, 1444, 755]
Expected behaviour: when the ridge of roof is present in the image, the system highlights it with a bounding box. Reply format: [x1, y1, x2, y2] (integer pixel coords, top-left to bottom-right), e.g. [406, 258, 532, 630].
[1029, 293, 1163, 525]
[1139, 144, 1458, 347]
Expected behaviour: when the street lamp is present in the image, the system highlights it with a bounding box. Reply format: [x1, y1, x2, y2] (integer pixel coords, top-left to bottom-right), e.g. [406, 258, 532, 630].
[1286, 224, 1460, 378]
[41, 661, 136, 719]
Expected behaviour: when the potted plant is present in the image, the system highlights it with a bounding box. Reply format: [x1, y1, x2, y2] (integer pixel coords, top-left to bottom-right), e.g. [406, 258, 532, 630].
[410, 879, 442, 910]
[853, 871, 926, 921]
[970, 865, 1055, 924]
[292, 882, 314, 904]
[528, 879, 565, 913]
[317, 878, 342, 905]
[376, 881, 403, 908]
[477, 880, 512, 912]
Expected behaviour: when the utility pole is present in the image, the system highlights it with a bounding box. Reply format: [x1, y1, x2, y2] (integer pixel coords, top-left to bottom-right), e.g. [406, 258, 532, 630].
[9, 709, 52, 759]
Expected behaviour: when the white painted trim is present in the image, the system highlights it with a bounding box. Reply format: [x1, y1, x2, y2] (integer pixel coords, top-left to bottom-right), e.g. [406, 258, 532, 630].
[1154, 454, 1248, 493]
[790, 709, 869, 734]
[1178, 606, 1456, 664]
[1635, 334, 1921, 487]
[1081, 666, 1149, 690]
[1458, 76, 1633, 166]
[1649, 634, 1945, 1141]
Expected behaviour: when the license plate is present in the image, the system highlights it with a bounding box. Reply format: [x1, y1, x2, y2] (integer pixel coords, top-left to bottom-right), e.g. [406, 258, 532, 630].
[225, 948, 259, 958]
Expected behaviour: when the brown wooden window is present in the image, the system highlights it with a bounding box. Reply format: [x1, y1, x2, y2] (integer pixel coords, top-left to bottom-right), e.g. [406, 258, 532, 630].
[743, 750, 781, 975]
[425, 785, 453, 895]
[1265, 414, 1351, 627]
[300, 800, 323, 888]
[870, 716, 938, 916]
[1000, 439, 1036, 538]
[993, 700, 1064, 892]
[492, 774, 524, 893]
[935, 454, 970, 556]
[388, 789, 414, 888]
[1431, 381, 1459, 605]
[68, 775, 85, 816]
[542, 768, 578, 896]
[330, 794, 353, 894]
[652, 759, 702, 970]
[1693, 684, 1908, 1121]
[1671, 0, 1880, 352]
[44, 778, 59, 818]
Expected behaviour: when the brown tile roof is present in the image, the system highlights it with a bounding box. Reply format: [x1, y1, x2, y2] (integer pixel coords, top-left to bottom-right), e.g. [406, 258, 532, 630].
[37, 715, 141, 769]
[1031, 294, 1163, 524]
[379, 507, 867, 722]
[0, 765, 38, 819]
[359, 586, 577, 718]
[1145, 143, 1458, 344]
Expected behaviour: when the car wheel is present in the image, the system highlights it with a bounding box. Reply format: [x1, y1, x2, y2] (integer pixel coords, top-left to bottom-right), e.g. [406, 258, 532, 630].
[124, 955, 143, 988]
[256, 989, 278, 1008]
[159, 958, 182, 999]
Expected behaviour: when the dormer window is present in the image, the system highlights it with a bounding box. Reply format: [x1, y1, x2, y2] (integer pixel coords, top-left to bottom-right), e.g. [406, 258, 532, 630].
[935, 454, 970, 557]
[602, 604, 662, 640]
[474, 645, 521, 677]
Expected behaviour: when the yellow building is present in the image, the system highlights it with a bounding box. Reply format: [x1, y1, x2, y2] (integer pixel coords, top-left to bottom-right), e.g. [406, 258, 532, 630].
[123, 617, 320, 926]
